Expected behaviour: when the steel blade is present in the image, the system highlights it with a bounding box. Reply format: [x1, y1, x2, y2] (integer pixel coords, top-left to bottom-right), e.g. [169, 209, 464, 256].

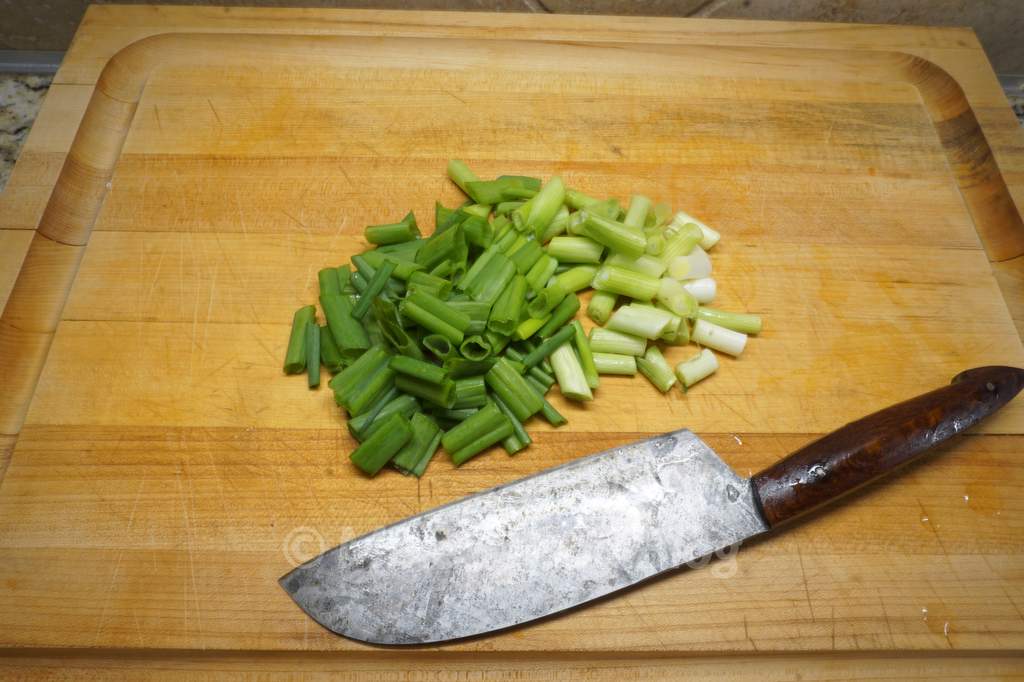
[279, 429, 768, 644]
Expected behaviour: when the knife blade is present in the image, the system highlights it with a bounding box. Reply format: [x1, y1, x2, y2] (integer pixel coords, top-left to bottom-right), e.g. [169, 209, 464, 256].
[280, 366, 1024, 644]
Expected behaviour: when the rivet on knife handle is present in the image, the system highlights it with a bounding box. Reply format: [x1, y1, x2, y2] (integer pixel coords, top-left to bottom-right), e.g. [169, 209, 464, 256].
[751, 366, 1024, 528]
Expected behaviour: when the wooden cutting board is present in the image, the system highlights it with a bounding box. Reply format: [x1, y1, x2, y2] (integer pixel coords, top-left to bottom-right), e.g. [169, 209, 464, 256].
[1, 6, 1024, 679]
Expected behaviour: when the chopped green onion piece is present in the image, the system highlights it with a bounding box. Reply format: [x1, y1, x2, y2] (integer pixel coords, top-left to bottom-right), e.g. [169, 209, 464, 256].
[373, 298, 424, 360]
[337, 265, 354, 294]
[499, 232, 525, 255]
[623, 194, 651, 231]
[459, 335, 492, 361]
[348, 393, 418, 441]
[431, 407, 480, 422]
[365, 211, 419, 245]
[645, 234, 665, 256]
[524, 176, 565, 238]
[378, 238, 424, 261]
[697, 307, 763, 334]
[525, 253, 558, 293]
[485, 357, 543, 421]
[660, 222, 702, 262]
[676, 348, 719, 388]
[587, 291, 617, 326]
[484, 329, 511, 355]
[329, 345, 390, 403]
[546, 236, 604, 264]
[649, 304, 684, 341]
[549, 343, 593, 402]
[363, 311, 387, 347]
[319, 323, 344, 373]
[636, 346, 677, 392]
[445, 357, 495, 378]
[318, 268, 341, 295]
[605, 303, 676, 339]
[692, 318, 747, 357]
[416, 224, 464, 272]
[347, 366, 396, 416]
[528, 365, 555, 389]
[509, 239, 545, 275]
[447, 301, 492, 337]
[395, 374, 456, 408]
[447, 159, 480, 195]
[360, 248, 423, 281]
[656, 278, 699, 318]
[588, 327, 646, 356]
[320, 294, 370, 359]
[501, 431, 530, 456]
[422, 334, 455, 360]
[537, 294, 580, 338]
[392, 413, 442, 477]
[401, 298, 464, 345]
[407, 270, 453, 299]
[488, 275, 527, 336]
[566, 209, 588, 236]
[540, 205, 570, 243]
[435, 202, 455, 231]
[592, 352, 638, 375]
[528, 265, 595, 318]
[305, 321, 321, 388]
[352, 259, 396, 319]
[565, 188, 600, 210]
[592, 264, 660, 301]
[443, 402, 514, 466]
[496, 200, 525, 216]
[346, 385, 398, 440]
[682, 277, 716, 304]
[401, 290, 470, 344]
[515, 316, 547, 341]
[527, 283, 568, 319]
[284, 305, 316, 374]
[582, 212, 646, 258]
[499, 174, 541, 191]
[571, 320, 600, 390]
[553, 265, 598, 293]
[521, 324, 575, 369]
[388, 355, 449, 385]
[461, 215, 494, 249]
[667, 246, 712, 281]
[525, 376, 568, 426]
[649, 202, 672, 229]
[452, 375, 488, 408]
[661, 315, 691, 345]
[465, 177, 537, 204]
[350, 412, 413, 476]
[350, 270, 368, 294]
[670, 210, 721, 250]
[457, 245, 498, 292]
[467, 252, 517, 304]
[492, 394, 532, 450]
[462, 203, 491, 218]
[605, 253, 667, 279]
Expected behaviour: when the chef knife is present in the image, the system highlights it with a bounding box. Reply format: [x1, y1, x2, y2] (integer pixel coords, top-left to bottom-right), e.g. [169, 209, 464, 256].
[280, 365, 1024, 644]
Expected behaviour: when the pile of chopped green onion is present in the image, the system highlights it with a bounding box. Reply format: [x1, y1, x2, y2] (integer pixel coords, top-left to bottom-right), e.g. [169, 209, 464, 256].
[283, 161, 761, 477]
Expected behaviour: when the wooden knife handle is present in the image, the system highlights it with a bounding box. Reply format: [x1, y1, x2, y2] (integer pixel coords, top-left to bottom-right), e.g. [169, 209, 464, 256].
[751, 366, 1024, 529]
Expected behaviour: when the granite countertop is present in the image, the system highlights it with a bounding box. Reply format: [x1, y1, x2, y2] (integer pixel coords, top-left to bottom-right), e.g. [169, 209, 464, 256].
[0, 72, 51, 192]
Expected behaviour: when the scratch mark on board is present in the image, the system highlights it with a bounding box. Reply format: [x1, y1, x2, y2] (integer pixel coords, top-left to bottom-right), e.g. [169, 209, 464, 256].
[207, 98, 222, 126]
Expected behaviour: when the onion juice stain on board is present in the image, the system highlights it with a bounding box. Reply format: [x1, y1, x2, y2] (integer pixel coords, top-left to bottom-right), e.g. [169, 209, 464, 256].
[922, 602, 955, 641]
[963, 481, 1004, 517]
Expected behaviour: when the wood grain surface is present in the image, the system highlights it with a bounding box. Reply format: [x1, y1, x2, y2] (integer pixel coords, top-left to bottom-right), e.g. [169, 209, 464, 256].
[0, 5, 1023, 679]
